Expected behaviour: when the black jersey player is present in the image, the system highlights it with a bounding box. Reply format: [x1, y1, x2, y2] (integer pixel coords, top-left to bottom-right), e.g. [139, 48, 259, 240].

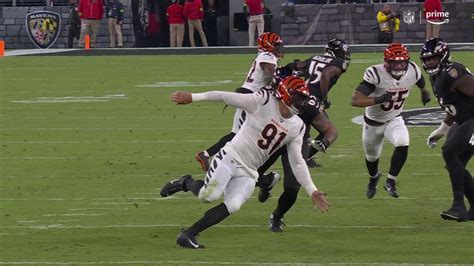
[420, 38, 474, 222]
[283, 38, 350, 167]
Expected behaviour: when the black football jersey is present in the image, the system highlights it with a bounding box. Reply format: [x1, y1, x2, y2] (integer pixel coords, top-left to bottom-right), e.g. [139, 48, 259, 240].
[298, 95, 322, 125]
[430, 62, 474, 124]
[304, 54, 348, 100]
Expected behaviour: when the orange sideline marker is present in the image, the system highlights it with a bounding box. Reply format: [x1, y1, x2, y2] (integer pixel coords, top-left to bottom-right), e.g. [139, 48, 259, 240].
[0, 41, 4, 57]
[85, 35, 90, 49]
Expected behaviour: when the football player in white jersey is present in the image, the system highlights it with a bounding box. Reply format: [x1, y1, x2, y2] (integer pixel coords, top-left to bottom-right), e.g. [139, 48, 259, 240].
[195, 32, 282, 172]
[351, 43, 431, 198]
[160, 76, 330, 249]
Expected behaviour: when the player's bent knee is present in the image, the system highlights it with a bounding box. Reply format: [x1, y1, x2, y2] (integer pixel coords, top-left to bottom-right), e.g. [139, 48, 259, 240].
[365, 155, 379, 162]
[198, 182, 222, 203]
[224, 197, 245, 214]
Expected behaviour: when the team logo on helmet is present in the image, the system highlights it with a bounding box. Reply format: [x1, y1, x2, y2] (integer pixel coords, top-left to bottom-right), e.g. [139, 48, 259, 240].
[26, 11, 61, 49]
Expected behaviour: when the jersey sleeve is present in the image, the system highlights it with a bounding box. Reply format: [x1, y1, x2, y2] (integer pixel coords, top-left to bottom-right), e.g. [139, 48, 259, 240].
[328, 57, 348, 73]
[191, 91, 260, 113]
[287, 127, 318, 196]
[363, 66, 380, 85]
[409, 61, 422, 81]
[257, 52, 278, 66]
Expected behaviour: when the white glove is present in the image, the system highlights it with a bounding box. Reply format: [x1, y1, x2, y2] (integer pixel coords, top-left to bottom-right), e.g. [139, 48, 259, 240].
[427, 122, 449, 148]
[310, 139, 329, 153]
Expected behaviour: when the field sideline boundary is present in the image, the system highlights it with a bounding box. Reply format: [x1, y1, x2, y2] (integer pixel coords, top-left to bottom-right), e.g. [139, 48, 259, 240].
[4, 43, 474, 57]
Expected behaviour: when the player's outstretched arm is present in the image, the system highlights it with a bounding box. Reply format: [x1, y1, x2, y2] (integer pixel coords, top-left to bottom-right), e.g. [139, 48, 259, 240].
[170, 90, 260, 113]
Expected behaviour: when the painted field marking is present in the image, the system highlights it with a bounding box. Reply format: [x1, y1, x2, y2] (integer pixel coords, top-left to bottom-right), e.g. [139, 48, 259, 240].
[0, 116, 218, 120]
[11, 94, 128, 104]
[0, 140, 213, 144]
[43, 214, 105, 217]
[136, 80, 234, 88]
[90, 202, 151, 205]
[0, 127, 229, 131]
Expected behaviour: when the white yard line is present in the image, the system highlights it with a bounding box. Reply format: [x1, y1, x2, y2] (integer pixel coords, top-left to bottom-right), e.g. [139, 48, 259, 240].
[0, 127, 229, 131]
[42, 214, 105, 217]
[0, 140, 213, 144]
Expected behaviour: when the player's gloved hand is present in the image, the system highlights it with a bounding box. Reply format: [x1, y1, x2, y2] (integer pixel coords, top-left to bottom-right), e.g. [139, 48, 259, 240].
[310, 138, 329, 153]
[421, 89, 431, 106]
[321, 98, 331, 109]
[374, 93, 393, 104]
[311, 190, 330, 213]
[427, 122, 450, 148]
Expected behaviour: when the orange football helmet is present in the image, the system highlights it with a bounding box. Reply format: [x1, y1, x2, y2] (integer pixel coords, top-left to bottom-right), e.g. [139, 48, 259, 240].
[384, 42, 410, 78]
[257, 32, 284, 58]
[276, 76, 310, 115]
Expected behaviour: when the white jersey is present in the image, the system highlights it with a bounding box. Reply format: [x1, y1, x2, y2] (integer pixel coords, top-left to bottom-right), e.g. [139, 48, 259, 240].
[191, 89, 318, 196]
[364, 62, 422, 123]
[241, 52, 279, 92]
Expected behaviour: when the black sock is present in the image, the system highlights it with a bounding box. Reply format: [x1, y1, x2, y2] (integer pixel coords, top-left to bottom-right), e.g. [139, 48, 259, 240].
[272, 187, 299, 219]
[184, 178, 204, 197]
[206, 132, 236, 157]
[389, 146, 408, 177]
[257, 172, 273, 188]
[185, 203, 231, 235]
[365, 158, 379, 177]
[442, 146, 467, 207]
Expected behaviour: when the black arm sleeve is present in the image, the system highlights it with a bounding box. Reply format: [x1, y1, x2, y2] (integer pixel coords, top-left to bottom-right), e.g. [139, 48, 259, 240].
[416, 75, 426, 89]
[356, 80, 376, 96]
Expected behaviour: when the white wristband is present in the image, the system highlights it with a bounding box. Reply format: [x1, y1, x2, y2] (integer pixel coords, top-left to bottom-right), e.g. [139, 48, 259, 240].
[191, 93, 206, 102]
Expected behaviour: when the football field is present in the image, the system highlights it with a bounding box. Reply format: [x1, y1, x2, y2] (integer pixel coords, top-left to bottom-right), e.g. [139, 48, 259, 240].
[0, 51, 473, 265]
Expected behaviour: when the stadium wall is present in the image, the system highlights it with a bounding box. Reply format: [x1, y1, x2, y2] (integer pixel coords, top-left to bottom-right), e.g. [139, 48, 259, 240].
[1, 2, 473, 49]
[0, 6, 135, 49]
[281, 2, 474, 45]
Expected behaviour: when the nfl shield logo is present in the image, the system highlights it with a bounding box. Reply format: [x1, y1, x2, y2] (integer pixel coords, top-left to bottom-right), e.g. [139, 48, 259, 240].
[26, 11, 61, 49]
[403, 10, 415, 25]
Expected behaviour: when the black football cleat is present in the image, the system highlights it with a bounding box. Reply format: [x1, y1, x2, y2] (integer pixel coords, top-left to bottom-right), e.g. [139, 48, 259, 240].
[176, 231, 205, 249]
[468, 207, 474, 221]
[258, 172, 281, 203]
[440, 206, 467, 222]
[269, 214, 285, 233]
[306, 158, 322, 168]
[160, 175, 192, 197]
[383, 179, 399, 198]
[366, 172, 381, 199]
[195, 152, 210, 171]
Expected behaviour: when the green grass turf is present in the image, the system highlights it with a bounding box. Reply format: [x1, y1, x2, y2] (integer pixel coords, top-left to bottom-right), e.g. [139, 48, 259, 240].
[0, 51, 473, 265]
